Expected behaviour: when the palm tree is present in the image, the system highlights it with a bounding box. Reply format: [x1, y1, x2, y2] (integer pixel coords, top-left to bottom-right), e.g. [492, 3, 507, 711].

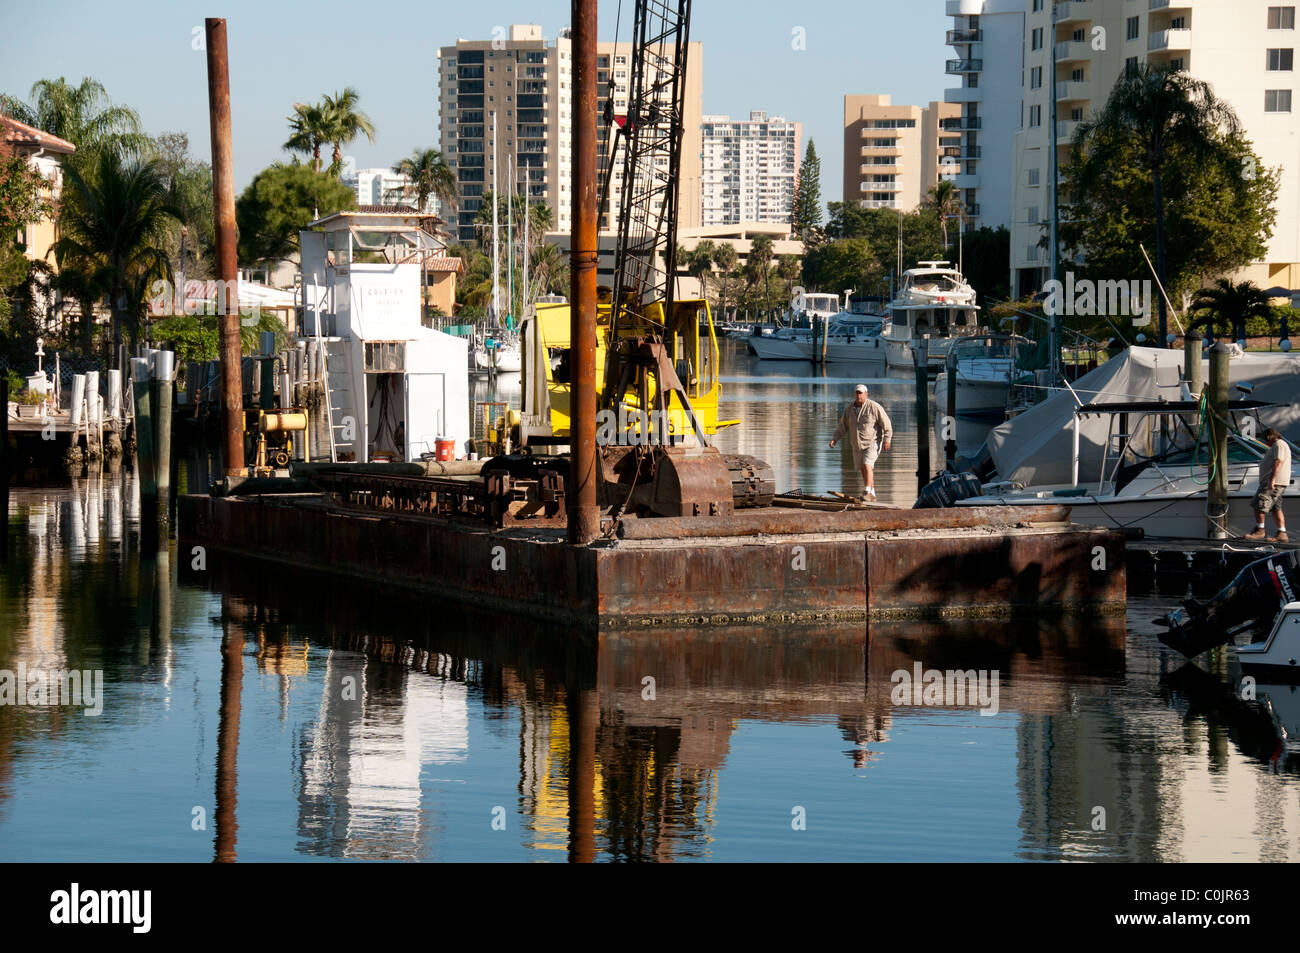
[284, 100, 330, 172]
[1073, 65, 1241, 347]
[713, 243, 738, 321]
[684, 240, 716, 304]
[55, 151, 181, 365]
[776, 254, 802, 310]
[530, 242, 569, 297]
[924, 179, 965, 256]
[322, 88, 375, 175]
[3, 77, 145, 165]
[748, 234, 775, 315]
[390, 148, 455, 214]
[1190, 278, 1275, 344]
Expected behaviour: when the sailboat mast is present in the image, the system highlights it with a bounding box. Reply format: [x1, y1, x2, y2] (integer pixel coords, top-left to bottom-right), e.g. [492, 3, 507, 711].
[1048, 0, 1061, 386]
[492, 112, 500, 321]
[523, 166, 530, 319]
[507, 152, 514, 328]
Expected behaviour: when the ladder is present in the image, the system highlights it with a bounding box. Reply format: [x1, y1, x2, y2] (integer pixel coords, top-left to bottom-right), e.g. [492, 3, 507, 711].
[320, 339, 358, 462]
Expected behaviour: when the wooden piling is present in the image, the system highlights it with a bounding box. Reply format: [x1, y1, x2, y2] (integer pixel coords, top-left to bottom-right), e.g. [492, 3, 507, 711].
[131, 357, 158, 521]
[260, 357, 275, 411]
[913, 336, 931, 494]
[944, 361, 958, 465]
[206, 17, 244, 475]
[1184, 329, 1202, 397]
[155, 351, 174, 527]
[1207, 342, 1230, 539]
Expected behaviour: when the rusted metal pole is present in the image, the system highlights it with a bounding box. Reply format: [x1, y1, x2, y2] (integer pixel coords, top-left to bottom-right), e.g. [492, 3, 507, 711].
[1207, 342, 1230, 539]
[568, 0, 599, 544]
[206, 18, 244, 475]
[214, 617, 243, 863]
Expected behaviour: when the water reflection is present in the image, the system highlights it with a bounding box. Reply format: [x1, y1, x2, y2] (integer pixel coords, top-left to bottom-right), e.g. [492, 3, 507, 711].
[2, 366, 1299, 862]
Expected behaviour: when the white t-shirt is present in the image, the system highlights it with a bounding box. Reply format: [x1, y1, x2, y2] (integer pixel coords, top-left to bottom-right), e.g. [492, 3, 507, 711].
[1259, 439, 1292, 491]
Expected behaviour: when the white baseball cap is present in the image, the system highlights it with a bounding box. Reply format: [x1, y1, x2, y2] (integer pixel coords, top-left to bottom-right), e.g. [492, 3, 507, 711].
[854, 384, 868, 393]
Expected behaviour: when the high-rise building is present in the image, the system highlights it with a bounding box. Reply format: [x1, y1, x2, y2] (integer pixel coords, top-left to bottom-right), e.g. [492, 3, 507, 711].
[438, 24, 703, 244]
[700, 111, 801, 226]
[340, 166, 421, 211]
[842, 95, 961, 212]
[985, 0, 1300, 297]
[943, 0, 1027, 233]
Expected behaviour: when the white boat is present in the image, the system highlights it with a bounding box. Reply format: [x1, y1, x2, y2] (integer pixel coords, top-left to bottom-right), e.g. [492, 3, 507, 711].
[933, 334, 1036, 420]
[881, 261, 988, 370]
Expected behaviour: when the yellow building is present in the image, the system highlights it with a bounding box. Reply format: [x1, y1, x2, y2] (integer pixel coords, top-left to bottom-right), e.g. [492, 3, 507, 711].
[1, 114, 76, 271]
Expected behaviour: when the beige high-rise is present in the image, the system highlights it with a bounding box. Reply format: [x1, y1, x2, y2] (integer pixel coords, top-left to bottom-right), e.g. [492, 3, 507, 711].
[843, 95, 961, 212]
[438, 25, 702, 244]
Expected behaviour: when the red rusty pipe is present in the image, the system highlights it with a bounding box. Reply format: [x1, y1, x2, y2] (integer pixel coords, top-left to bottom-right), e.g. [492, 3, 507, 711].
[206, 18, 244, 475]
[568, 0, 600, 545]
[615, 505, 1076, 540]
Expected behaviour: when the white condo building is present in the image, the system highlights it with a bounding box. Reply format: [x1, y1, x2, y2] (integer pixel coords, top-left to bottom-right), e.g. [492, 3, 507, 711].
[341, 166, 424, 211]
[943, 0, 1027, 233]
[950, 0, 1300, 298]
[701, 112, 801, 226]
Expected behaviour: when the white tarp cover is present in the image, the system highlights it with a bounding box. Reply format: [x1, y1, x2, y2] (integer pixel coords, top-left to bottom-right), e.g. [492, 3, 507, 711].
[985, 347, 1300, 487]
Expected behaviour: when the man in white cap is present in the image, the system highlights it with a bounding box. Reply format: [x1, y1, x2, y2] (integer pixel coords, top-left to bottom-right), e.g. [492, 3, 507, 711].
[830, 384, 892, 501]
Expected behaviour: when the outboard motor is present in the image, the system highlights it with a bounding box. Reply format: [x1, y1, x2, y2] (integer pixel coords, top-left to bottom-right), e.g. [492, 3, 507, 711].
[913, 471, 984, 509]
[1157, 550, 1300, 658]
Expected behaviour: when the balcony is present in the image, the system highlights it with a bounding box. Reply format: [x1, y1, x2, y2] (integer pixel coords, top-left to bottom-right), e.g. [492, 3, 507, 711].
[946, 58, 984, 74]
[952, 172, 980, 189]
[1148, 28, 1192, 51]
[860, 181, 902, 193]
[965, 203, 981, 217]
[1150, 0, 1192, 8]
[956, 145, 982, 160]
[862, 127, 902, 139]
[860, 198, 898, 209]
[941, 115, 982, 130]
[946, 28, 983, 45]
[1055, 1, 1092, 25]
[1055, 40, 1091, 62]
[861, 146, 902, 157]
[946, 86, 983, 103]
[1057, 119, 1081, 140]
[862, 163, 899, 173]
[945, 0, 983, 14]
[1055, 81, 1089, 102]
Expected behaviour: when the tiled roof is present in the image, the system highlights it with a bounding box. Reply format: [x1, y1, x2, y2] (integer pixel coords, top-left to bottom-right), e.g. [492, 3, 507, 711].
[0, 115, 76, 156]
[426, 256, 466, 273]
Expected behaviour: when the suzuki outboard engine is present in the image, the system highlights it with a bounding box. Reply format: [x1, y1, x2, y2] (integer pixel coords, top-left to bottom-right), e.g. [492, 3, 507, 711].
[1157, 550, 1300, 658]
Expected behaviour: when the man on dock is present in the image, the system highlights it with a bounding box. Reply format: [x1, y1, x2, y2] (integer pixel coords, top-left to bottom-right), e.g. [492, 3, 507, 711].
[829, 384, 892, 501]
[1246, 428, 1290, 542]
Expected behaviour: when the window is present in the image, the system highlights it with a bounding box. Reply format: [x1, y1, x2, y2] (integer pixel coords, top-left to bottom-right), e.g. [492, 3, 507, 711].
[1032, 0, 1042, 10]
[1031, 27, 1043, 50]
[1071, 28, 1085, 42]
[1071, 68, 1085, 82]
[1071, 107, 1083, 121]
[1031, 66, 1042, 89]
[1027, 168, 1040, 186]
[1266, 88, 1293, 111]
[1268, 48, 1295, 70]
[1125, 56, 1139, 76]
[1029, 104, 1042, 127]
[1268, 6, 1296, 29]
[1170, 16, 1186, 29]
[1170, 57, 1185, 71]
[1126, 17, 1140, 40]
[1028, 206, 1039, 224]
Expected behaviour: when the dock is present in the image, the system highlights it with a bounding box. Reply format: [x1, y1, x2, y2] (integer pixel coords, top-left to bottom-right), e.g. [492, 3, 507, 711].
[179, 490, 1126, 629]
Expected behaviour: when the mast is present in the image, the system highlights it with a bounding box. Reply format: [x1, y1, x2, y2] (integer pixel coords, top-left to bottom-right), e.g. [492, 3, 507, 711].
[492, 112, 501, 322]
[523, 166, 530, 318]
[1048, 0, 1061, 386]
[507, 153, 514, 329]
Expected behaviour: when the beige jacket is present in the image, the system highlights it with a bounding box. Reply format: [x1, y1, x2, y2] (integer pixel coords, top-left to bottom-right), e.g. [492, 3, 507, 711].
[834, 399, 892, 452]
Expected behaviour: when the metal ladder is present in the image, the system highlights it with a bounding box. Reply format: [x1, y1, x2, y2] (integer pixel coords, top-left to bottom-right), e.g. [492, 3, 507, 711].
[320, 339, 357, 462]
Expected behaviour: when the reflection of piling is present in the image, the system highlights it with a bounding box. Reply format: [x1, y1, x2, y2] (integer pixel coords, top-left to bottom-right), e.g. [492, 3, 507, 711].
[1, 378, 8, 565]
[131, 357, 158, 522]
[214, 619, 243, 863]
[944, 361, 957, 465]
[567, 686, 598, 863]
[1207, 342, 1230, 539]
[1184, 330, 1202, 396]
[913, 336, 930, 494]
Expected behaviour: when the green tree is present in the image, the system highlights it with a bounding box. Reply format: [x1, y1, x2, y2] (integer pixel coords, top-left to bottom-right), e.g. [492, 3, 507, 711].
[802, 238, 882, 299]
[683, 240, 716, 303]
[322, 87, 376, 175]
[55, 150, 181, 363]
[0, 154, 54, 339]
[792, 139, 822, 237]
[529, 241, 569, 297]
[235, 163, 356, 265]
[1066, 65, 1254, 346]
[959, 226, 1011, 305]
[284, 100, 331, 173]
[391, 147, 455, 214]
[748, 234, 775, 313]
[924, 179, 965, 257]
[1189, 278, 1275, 343]
[713, 243, 738, 320]
[1, 77, 145, 167]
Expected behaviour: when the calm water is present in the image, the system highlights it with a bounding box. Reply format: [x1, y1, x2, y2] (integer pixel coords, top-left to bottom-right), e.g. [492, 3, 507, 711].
[1, 342, 1298, 862]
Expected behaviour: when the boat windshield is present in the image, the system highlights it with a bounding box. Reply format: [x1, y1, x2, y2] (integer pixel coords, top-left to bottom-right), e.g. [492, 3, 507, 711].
[904, 273, 966, 294]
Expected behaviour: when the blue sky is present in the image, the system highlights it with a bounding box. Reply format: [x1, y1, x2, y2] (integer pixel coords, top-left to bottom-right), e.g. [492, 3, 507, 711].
[1, 0, 952, 211]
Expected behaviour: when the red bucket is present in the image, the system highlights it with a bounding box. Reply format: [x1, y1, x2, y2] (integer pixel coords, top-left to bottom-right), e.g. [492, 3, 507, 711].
[435, 437, 455, 462]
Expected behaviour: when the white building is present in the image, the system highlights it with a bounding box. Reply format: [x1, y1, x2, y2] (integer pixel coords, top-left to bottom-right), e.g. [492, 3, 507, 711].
[943, 0, 1027, 233]
[341, 166, 428, 213]
[978, 0, 1300, 298]
[701, 112, 801, 226]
